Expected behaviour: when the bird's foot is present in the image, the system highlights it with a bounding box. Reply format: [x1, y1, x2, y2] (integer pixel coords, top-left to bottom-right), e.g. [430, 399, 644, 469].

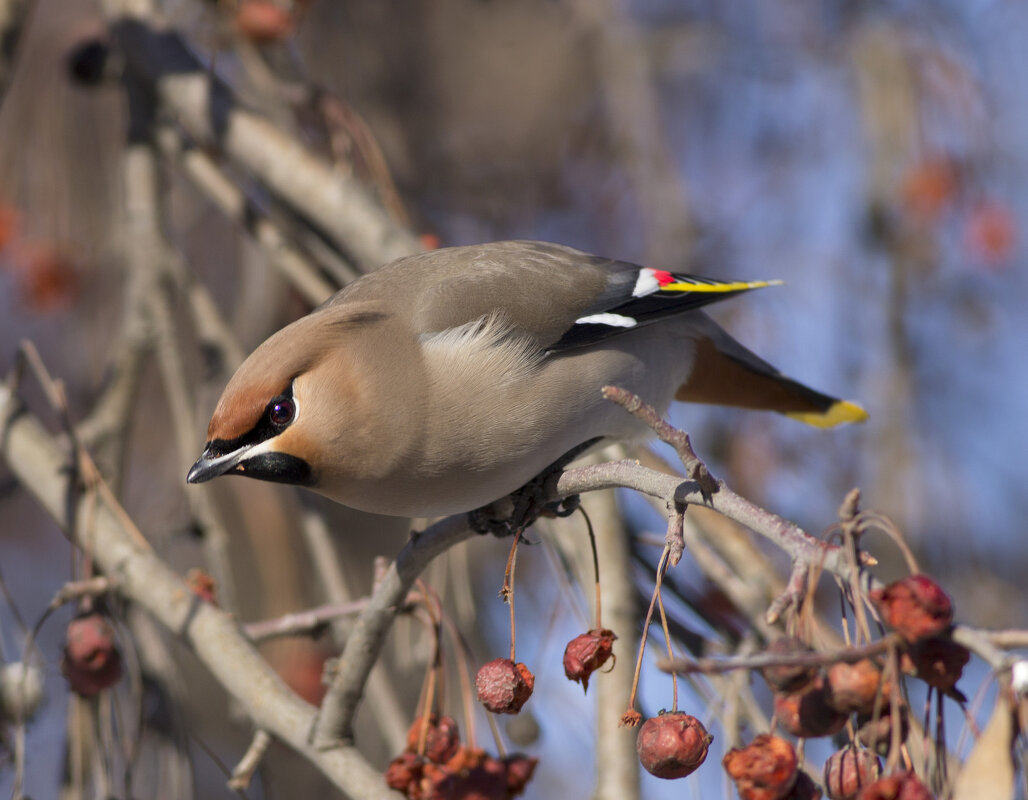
[467, 438, 600, 537]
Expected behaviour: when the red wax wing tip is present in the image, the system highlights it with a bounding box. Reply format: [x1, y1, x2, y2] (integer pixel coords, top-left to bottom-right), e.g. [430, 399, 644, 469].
[652, 269, 677, 286]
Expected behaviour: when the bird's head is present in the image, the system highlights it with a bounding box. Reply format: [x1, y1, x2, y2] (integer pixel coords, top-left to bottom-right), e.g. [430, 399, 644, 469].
[187, 304, 415, 493]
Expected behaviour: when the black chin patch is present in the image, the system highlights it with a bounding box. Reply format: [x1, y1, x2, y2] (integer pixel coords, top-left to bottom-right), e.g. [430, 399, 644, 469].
[232, 453, 313, 486]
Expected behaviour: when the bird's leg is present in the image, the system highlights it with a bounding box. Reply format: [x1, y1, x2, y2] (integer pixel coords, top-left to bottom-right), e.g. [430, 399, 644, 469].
[467, 438, 602, 537]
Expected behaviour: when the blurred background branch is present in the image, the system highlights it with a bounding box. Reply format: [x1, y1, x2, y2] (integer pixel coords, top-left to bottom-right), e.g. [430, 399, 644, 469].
[1, 1, 1027, 799]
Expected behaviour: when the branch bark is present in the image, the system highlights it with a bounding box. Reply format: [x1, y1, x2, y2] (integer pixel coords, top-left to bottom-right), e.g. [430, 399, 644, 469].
[99, 6, 421, 271]
[312, 515, 475, 748]
[580, 480, 640, 800]
[0, 386, 398, 799]
[0, 0, 33, 102]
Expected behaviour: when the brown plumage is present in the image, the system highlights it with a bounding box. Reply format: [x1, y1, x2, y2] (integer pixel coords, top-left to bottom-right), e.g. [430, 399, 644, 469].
[188, 241, 866, 516]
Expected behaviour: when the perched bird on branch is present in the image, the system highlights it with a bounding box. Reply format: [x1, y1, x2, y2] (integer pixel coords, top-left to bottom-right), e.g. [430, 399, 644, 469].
[187, 241, 865, 517]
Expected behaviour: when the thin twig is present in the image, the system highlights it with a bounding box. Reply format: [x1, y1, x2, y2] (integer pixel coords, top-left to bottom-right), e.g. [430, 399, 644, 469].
[601, 385, 717, 497]
[243, 597, 382, 643]
[228, 729, 272, 791]
[49, 576, 119, 610]
[312, 514, 474, 749]
[663, 499, 686, 568]
[658, 635, 896, 676]
[106, 13, 421, 269]
[0, 391, 396, 798]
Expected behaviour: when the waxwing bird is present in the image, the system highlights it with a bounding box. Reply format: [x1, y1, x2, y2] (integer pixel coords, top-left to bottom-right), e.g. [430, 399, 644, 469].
[187, 241, 866, 517]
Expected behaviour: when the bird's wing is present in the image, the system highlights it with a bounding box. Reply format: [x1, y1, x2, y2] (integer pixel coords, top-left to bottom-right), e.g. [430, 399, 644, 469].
[332, 241, 865, 428]
[356, 240, 780, 351]
[546, 263, 781, 352]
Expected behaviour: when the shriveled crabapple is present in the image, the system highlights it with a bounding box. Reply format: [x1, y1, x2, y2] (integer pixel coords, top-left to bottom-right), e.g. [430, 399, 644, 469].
[823, 746, 882, 800]
[635, 711, 712, 779]
[856, 703, 910, 755]
[563, 628, 616, 693]
[761, 636, 818, 694]
[774, 675, 847, 739]
[475, 658, 534, 714]
[405, 713, 461, 763]
[871, 575, 953, 643]
[723, 734, 799, 800]
[900, 637, 969, 694]
[827, 658, 886, 716]
[61, 612, 123, 697]
[855, 771, 933, 800]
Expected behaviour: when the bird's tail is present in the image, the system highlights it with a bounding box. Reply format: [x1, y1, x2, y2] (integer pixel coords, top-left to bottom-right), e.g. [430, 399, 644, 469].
[676, 316, 867, 428]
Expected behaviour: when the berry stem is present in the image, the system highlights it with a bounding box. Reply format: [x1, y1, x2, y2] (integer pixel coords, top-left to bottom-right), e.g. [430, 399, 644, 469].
[577, 506, 603, 630]
[625, 545, 672, 715]
[885, 642, 903, 774]
[439, 614, 477, 748]
[654, 556, 677, 712]
[422, 577, 480, 749]
[485, 707, 507, 758]
[502, 530, 523, 663]
[838, 516, 872, 647]
[414, 579, 444, 757]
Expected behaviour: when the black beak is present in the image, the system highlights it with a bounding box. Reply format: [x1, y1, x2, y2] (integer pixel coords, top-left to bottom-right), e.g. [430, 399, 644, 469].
[186, 443, 250, 484]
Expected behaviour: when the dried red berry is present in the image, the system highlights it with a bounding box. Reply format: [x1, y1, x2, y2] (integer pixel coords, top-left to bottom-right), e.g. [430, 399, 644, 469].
[405, 713, 461, 764]
[774, 675, 847, 739]
[966, 201, 1016, 268]
[761, 636, 818, 694]
[855, 771, 933, 800]
[234, 2, 293, 43]
[856, 704, 910, 755]
[636, 712, 712, 779]
[900, 637, 969, 694]
[790, 771, 825, 799]
[723, 734, 799, 800]
[0, 204, 20, 250]
[827, 659, 885, 715]
[185, 567, 217, 605]
[871, 576, 952, 643]
[420, 233, 442, 250]
[502, 753, 538, 796]
[475, 658, 534, 714]
[61, 612, 123, 697]
[12, 245, 79, 312]
[563, 628, 616, 693]
[384, 751, 422, 794]
[420, 760, 453, 800]
[823, 746, 882, 800]
[430, 747, 507, 800]
[619, 708, 643, 728]
[901, 158, 957, 223]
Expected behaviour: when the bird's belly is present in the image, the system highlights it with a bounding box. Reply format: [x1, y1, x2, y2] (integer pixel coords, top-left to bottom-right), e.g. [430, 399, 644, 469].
[317, 328, 696, 517]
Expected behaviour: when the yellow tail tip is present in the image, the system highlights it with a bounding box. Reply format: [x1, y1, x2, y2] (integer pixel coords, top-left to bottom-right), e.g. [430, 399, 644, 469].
[787, 400, 869, 429]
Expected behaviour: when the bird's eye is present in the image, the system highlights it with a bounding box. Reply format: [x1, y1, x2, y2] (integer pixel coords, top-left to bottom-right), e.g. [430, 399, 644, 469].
[269, 397, 295, 427]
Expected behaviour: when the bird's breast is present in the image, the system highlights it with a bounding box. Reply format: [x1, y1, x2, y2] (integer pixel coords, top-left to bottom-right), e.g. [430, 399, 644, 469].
[310, 322, 697, 517]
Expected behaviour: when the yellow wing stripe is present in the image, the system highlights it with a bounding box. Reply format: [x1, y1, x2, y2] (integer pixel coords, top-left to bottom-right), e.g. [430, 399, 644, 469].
[660, 278, 784, 293]
[786, 400, 869, 429]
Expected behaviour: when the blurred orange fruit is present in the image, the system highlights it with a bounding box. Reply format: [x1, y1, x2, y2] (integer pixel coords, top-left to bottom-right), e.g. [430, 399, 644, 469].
[235, 2, 293, 44]
[10, 244, 79, 312]
[0, 205, 21, 251]
[965, 201, 1016, 268]
[901, 158, 958, 223]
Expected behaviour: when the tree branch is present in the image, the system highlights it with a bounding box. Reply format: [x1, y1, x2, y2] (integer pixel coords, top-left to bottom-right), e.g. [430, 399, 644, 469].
[312, 515, 475, 748]
[99, 5, 421, 270]
[0, 386, 398, 799]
